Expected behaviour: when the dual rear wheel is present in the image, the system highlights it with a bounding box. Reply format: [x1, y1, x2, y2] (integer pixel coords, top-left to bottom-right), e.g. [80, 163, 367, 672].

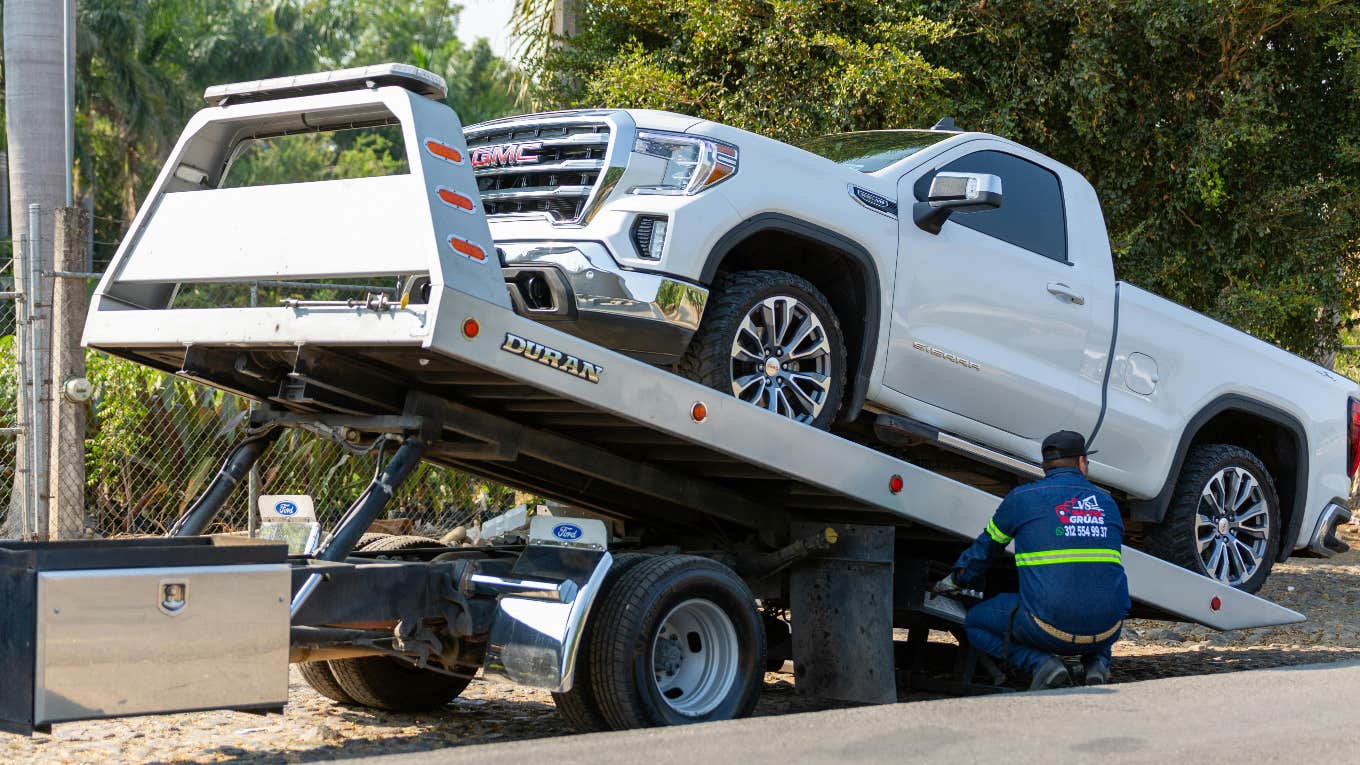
[554, 555, 765, 731]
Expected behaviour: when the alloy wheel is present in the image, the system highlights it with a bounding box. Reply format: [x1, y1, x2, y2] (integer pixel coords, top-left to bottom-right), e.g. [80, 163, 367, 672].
[729, 295, 832, 423]
[1195, 466, 1271, 586]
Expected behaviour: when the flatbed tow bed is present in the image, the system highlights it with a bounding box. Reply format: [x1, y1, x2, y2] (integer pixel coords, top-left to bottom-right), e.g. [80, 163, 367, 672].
[0, 64, 1302, 735]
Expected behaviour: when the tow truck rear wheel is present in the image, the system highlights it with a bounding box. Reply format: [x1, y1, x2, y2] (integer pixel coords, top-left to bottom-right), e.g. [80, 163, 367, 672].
[328, 656, 475, 712]
[587, 555, 765, 729]
[679, 270, 846, 429]
[297, 661, 355, 704]
[551, 552, 651, 732]
[1145, 444, 1280, 594]
[296, 532, 400, 705]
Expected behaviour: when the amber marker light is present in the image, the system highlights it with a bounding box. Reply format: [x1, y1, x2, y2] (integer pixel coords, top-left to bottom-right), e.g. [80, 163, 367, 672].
[448, 235, 487, 261]
[889, 474, 904, 494]
[424, 139, 464, 164]
[436, 187, 476, 211]
[462, 317, 480, 339]
[691, 402, 708, 422]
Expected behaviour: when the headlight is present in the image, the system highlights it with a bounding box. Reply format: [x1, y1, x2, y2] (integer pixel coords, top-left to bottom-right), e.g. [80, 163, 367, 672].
[630, 130, 738, 195]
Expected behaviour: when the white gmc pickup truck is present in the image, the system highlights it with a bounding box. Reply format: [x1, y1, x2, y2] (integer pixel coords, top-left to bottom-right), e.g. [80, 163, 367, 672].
[467, 109, 1358, 593]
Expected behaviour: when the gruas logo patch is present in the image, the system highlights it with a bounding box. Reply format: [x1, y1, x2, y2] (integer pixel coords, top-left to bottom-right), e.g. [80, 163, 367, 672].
[1055, 495, 1106, 525]
[501, 332, 603, 384]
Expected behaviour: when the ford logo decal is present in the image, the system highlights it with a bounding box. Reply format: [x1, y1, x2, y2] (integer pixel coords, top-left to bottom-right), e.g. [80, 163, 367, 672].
[275, 500, 298, 516]
[552, 523, 583, 541]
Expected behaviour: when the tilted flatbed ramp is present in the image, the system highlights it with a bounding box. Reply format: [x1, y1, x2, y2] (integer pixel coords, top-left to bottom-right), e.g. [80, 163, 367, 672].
[81, 74, 1300, 633]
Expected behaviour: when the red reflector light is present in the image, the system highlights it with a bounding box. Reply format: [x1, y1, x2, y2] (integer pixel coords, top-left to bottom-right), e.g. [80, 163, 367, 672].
[1348, 398, 1360, 479]
[424, 139, 464, 164]
[889, 474, 904, 494]
[691, 402, 708, 422]
[1210, 596, 1222, 612]
[448, 235, 487, 261]
[436, 187, 476, 211]
[461, 317, 480, 339]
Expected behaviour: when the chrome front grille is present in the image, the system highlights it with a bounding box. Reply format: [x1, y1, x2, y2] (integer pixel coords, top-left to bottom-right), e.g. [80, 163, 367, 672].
[464, 118, 611, 224]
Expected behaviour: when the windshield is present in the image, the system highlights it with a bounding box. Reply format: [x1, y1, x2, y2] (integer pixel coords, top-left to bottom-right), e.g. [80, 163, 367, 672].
[799, 131, 950, 173]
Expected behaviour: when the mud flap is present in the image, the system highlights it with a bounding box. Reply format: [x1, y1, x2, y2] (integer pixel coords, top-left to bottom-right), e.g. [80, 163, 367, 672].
[789, 522, 896, 704]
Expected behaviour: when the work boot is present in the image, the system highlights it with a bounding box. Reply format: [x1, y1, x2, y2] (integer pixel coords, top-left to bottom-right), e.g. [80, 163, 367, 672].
[1028, 656, 1072, 690]
[1082, 655, 1111, 685]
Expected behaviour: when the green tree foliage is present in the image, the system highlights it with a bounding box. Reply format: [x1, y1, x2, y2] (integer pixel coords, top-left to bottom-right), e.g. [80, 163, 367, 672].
[1, 1, 526, 532]
[534, 0, 1360, 360]
[918, 0, 1360, 360]
[536, 0, 958, 143]
[66, 0, 519, 264]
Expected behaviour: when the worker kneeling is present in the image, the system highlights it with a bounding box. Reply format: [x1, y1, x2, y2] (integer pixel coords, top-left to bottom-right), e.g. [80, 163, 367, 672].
[934, 431, 1131, 690]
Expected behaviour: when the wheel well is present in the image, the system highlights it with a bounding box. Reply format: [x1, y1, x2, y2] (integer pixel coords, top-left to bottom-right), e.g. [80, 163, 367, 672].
[703, 217, 880, 421]
[1185, 408, 1305, 556]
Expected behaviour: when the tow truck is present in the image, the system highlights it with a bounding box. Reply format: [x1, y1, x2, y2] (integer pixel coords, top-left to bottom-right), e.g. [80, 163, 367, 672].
[0, 65, 1303, 735]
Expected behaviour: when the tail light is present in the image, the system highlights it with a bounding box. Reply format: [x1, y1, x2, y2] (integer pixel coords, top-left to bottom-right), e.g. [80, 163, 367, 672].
[1348, 398, 1360, 479]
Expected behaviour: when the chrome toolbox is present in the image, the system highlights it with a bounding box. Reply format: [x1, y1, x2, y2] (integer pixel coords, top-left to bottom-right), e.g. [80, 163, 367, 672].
[0, 536, 290, 734]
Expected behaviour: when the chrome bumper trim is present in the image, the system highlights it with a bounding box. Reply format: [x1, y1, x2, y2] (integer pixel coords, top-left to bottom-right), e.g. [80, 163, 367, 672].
[499, 241, 707, 361]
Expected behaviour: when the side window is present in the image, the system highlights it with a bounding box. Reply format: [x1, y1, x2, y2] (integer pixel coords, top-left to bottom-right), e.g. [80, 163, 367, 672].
[914, 150, 1068, 263]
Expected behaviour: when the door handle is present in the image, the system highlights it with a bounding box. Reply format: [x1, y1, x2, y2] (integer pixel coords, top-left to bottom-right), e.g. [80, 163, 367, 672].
[1046, 283, 1085, 305]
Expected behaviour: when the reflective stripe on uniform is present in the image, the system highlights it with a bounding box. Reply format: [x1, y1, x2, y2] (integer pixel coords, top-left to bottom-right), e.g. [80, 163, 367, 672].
[1014, 548, 1122, 566]
[985, 519, 1012, 545]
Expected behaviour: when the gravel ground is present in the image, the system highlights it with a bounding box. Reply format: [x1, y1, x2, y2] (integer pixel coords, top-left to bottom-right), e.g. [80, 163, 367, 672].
[7, 525, 1358, 764]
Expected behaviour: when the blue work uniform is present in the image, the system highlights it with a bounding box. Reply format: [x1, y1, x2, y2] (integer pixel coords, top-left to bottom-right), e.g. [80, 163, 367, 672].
[951, 466, 1131, 675]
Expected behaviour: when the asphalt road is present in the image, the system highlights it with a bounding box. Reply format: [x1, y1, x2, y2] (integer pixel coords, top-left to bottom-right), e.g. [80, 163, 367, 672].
[353, 660, 1360, 764]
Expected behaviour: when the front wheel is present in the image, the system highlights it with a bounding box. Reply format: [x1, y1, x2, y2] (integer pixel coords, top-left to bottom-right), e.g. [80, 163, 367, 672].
[1144, 444, 1280, 593]
[678, 270, 846, 429]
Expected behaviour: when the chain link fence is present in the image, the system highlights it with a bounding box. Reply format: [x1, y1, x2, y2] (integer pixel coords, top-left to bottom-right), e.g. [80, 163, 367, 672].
[0, 244, 18, 534]
[79, 358, 513, 538]
[0, 214, 519, 542]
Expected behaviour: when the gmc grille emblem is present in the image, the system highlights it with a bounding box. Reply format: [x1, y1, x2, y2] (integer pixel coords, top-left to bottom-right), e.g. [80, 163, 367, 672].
[471, 142, 543, 169]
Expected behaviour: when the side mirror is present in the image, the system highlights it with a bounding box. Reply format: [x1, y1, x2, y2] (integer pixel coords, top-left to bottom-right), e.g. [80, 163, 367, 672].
[913, 172, 1004, 235]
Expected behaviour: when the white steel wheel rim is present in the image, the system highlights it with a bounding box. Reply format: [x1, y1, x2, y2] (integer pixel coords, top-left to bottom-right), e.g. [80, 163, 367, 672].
[729, 295, 832, 423]
[1195, 466, 1270, 586]
[650, 598, 740, 717]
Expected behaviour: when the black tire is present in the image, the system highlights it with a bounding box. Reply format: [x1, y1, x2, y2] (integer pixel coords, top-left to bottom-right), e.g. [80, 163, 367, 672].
[328, 656, 474, 712]
[551, 552, 651, 732]
[298, 660, 355, 704]
[1143, 444, 1281, 594]
[355, 532, 391, 551]
[678, 270, 847, 430]
[362, 534, 442, 560]
[588, 555, 765, 729]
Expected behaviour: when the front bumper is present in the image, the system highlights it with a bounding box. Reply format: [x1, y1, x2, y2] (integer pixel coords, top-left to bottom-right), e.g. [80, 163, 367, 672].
[498, 241, 708, 364]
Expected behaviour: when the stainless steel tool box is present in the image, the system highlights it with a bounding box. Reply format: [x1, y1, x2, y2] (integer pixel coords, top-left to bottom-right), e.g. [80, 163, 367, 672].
[0, 536, 290, 734]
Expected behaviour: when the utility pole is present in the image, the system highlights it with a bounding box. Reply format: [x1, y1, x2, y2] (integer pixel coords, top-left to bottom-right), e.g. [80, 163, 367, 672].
[49, 207, 90, 540]
[4, 0, 69, 536]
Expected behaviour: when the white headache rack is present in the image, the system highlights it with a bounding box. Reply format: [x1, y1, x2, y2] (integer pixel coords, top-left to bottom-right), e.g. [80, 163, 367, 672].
[85, 66, 1300, 636]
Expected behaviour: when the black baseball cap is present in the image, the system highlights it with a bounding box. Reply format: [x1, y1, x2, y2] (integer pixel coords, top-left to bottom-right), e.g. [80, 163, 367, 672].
[1041, 430, 1097, 461]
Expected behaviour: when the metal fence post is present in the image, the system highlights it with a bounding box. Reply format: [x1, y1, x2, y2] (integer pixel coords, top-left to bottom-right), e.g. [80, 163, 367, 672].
[27, 205, 49, 540]
[12, 231, 34, 538]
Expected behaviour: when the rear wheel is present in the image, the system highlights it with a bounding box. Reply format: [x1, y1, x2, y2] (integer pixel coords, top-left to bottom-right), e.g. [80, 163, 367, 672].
[551, 552, 650, 732]
[679, 270, 846, 429]
[587, 555, 765, 729]
[298, 661, 355, 704]
[328, 656, 474, 712]
[1144, 444, 1280, 593]
[296, 531, 399, 703]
